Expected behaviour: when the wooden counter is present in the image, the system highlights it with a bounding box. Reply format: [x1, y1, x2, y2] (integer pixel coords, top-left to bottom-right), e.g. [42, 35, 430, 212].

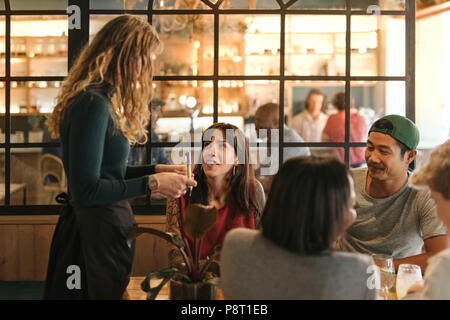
[0, 215, 169, 281]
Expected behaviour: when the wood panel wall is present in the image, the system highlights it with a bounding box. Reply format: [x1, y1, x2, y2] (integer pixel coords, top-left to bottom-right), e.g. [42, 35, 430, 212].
[0, 215, 168, 281]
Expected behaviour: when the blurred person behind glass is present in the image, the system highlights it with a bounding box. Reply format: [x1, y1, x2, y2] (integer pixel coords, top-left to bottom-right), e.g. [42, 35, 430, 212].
[128, 97, 171, 166]
[254, 102, 310, 196]
[291, 88, 328, 142]
[322, 92, 367, 168]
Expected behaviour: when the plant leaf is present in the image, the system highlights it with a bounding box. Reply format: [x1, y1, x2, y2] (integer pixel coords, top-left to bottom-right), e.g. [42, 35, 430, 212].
[127, 227, 185, 249]
[184, 203, 218, 239]
[147, 276, 172, 300]
[141, 267, 177, 300]
[200, 259, 221, 279]
[203, 277, 221, 287]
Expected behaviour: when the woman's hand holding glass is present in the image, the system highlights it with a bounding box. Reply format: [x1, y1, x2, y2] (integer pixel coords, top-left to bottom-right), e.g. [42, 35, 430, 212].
[149, 172, 197, 199]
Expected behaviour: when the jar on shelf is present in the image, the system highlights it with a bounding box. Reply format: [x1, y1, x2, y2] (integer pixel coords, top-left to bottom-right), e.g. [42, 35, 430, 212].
[45, 38, 57, 56]
[57, 39, 67, 56]
[33, 39, 44, 56]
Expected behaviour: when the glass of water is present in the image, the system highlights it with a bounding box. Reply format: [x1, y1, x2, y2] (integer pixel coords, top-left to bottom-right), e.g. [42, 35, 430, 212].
[372, 254, 396, 300]
[396, 264, 422, 299]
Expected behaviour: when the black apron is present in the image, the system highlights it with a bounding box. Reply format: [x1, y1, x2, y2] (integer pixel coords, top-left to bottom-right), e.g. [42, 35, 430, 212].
[43, 193, 136, 300]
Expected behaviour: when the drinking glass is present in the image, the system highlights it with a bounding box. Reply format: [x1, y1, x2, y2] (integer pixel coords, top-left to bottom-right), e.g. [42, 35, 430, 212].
[372, 254, 396, 300]
[396, 264, 422, 299]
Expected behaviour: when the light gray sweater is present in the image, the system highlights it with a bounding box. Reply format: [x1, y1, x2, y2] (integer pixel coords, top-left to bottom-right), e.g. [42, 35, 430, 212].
[220, 228, 379, 300]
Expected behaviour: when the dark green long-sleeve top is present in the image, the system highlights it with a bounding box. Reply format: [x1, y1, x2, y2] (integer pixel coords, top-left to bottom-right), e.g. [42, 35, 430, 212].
[60, 86, 155, 206]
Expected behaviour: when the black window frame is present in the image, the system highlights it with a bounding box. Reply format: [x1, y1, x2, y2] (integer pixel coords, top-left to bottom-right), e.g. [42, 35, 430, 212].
[0, 0, 415, 215]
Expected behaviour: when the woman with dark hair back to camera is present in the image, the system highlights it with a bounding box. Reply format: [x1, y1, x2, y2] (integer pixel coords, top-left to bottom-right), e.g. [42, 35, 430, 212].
[221, 156, 379, 300]
[44, 15, 196, 300]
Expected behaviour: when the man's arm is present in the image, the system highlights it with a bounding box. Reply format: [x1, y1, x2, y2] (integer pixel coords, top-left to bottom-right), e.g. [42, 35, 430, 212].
[393, 235, 450, 274]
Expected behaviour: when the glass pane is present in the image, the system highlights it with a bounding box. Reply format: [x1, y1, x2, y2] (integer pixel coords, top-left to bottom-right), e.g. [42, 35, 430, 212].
[351, 15, 405, 77]
[220, 0, 280, 9]
[288, 0, 345, 9]
[153, 0, 210, 9]
[0, 158, 4, 205]
[154, 15, 214, 76]
[152, 80, 213, 143]
[286, 15, 346, 76]
[218, 79, 270, 125]
[127, 145, 146, 166]
[10, 81, 62, 143]
[11, 147, 65, 205]
[416, 14, 449, 150]
[322, 90, 368, 163]
[10, 0, 68, 10]
[0, 18, 4, 77]
[227, 15, 280, 76]
[0, 1, 4, 10]
[0, 82, 3, 148]
[351, 0, 405, 10]
[0, 81, 4, 114]
[10, 80, 62, 114]
[90, 0, 149, 10]
[349, 147, 367, 168]
[416, 148, 435, 173]
[11, 16, 68, 76]
[351, 80, 405, 127]
[287, 81, 345, 142]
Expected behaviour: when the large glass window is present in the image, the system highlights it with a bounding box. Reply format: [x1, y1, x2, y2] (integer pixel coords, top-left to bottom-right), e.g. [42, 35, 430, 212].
[0, 0, 418, 214]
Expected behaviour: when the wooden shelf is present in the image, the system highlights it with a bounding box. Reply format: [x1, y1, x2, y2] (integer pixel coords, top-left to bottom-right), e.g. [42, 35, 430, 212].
[0, 113, 50, 116]
[162, 110, 246, 118]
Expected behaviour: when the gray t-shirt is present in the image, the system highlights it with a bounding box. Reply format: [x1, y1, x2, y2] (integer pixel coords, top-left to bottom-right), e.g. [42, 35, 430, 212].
[283, 125, 311, 161]
[336, 168, 447, 259]
[221, 228, 379, 300]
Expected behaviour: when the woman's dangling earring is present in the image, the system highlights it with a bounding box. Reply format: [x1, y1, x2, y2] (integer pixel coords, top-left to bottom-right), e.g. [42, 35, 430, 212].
[233, 165, 236, 177]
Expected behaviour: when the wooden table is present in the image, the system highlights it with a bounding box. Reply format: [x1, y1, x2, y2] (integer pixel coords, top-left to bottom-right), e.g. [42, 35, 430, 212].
[125, 277, 169, 300]
[126, 276, 396, 300]
[125, 277, 224, 300]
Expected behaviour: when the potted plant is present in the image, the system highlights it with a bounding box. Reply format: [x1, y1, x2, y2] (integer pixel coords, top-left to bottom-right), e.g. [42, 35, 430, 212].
[127, 203, 220, 300]
[27, 114, 44, 143]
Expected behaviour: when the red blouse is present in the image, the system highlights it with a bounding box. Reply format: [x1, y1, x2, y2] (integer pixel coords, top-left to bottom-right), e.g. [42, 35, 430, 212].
[176, 195, 255, 260]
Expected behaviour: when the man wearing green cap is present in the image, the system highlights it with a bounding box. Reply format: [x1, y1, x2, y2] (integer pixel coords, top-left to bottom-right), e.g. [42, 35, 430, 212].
[336, 115, 448, 273]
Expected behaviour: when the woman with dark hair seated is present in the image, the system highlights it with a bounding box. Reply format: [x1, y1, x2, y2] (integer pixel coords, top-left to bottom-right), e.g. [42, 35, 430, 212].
[166, 123, 265, 264]
[221, 156, 379, 300]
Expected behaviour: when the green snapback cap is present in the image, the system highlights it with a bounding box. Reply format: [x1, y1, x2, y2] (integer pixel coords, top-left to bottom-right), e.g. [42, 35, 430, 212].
[368, 114, 420, 150]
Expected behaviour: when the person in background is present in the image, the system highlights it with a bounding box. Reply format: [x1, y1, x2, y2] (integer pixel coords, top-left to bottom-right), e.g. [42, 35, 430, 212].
[404, 139, 450, 299]
[322, 92, 367, 168]
[221, 156, 379, 300]
[166, 123, 264, 265]
[291, 88, 328, 142]
[44, 15, 196, 300]
[149, 97, 171, 165]
[127, 97, 171, 166]
[335, 115, 448, 273]
[254, 102, 310, 196]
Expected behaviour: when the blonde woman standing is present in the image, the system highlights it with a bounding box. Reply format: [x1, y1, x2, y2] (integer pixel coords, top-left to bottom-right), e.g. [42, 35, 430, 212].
[44, 15, 196, 300]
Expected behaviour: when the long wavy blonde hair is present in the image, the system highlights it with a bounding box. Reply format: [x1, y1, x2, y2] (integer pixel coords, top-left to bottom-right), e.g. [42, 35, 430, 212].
[47, 15, 162, 145]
